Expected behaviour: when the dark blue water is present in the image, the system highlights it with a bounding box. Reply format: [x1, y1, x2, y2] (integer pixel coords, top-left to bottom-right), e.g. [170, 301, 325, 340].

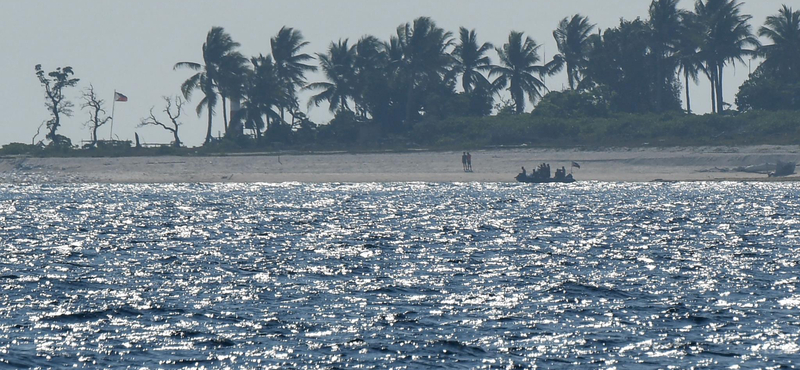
[1, 182, 799, 368]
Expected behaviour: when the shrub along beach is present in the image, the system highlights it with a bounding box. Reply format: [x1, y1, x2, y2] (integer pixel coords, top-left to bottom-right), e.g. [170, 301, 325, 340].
[4, 1, 799, 182]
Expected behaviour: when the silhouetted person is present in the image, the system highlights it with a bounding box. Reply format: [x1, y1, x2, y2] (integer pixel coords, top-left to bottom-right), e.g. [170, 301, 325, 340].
[461, 152, 467, 171]
[466, 152, 472, 171]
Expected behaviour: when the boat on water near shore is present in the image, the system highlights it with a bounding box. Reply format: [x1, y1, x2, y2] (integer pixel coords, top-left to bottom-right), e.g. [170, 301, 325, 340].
[515, 163, 576, 183]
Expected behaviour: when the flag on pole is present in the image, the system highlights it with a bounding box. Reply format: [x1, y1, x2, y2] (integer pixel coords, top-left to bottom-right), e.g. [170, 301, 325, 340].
[571, 161, 581, 168]
[114, 92, 128, 102]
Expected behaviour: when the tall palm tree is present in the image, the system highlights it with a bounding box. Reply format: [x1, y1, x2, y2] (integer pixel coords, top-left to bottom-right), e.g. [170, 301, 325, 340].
[758, 5, 800, 79]
[452, 27, 493, 94]
[649, 0, 687, 111]
[306, 39, 357, 113]
[675, 12, 706, 114]
[695, 0, 759, 113]
[271, 26, 317, 124]
[393, 17, 454, 124]
[236, 54, 285, 139]
[215, 51, 250, 136]
[552, 14, 595, 90]
[175, 26, 241, 144]
[491, 31, 558, 114]
[352, 35, 388, 118]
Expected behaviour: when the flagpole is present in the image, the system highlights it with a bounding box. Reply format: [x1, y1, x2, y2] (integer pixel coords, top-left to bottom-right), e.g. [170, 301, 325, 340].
[110, 90, 117, 140]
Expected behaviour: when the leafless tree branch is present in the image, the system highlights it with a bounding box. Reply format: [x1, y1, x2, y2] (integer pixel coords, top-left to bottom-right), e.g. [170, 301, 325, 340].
[81, 84, 111, 147]
[139, 95, 184, 147]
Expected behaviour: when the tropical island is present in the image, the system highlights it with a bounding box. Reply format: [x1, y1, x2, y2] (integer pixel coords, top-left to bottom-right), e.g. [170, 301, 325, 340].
[1, 0, 798, 183]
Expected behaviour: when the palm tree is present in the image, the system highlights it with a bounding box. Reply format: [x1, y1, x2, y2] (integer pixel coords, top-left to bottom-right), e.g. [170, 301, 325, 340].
[452, 27, 493, 94]
[352, 35, 388, 118]
[393, 17, 454, 124]
[675, 12, 706, 114]
[695, 0, 760, 113]
[552, 14, 595, 90]
[236, 55, 285, 140]
[649, 0, 687, 111]
[271, 26, 317, 124]
[306, 39, 357, 113]
[175, 27, 242, 144]
[491, 31, 558, 114]
[758, 5, 800, 79]
[215, 51, 250, 136]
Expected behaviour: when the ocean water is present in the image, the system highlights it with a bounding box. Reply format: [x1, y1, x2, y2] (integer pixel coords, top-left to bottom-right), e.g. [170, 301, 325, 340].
[1, 182, 799, 369]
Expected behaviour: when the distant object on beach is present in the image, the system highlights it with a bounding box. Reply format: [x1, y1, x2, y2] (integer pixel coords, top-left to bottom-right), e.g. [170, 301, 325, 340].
[769, 161, 796, 177]
[733, 161, 797, 177]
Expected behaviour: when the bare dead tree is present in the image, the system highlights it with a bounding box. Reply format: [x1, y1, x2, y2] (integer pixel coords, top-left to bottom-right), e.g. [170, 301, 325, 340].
[139, 96, 185, 147]
[31, 122, 46, 145]
[81, 84, 111, 148]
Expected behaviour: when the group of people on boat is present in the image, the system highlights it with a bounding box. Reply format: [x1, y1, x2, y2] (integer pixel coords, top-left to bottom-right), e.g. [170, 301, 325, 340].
[517, 162, 575, 183]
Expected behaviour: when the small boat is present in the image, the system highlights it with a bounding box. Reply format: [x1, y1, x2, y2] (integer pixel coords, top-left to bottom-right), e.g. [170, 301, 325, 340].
[515, 173, 576, 183]
[515, 163, 576, 183]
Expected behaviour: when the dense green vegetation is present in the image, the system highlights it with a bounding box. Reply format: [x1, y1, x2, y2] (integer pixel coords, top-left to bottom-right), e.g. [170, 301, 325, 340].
[13, 0, 800, 157]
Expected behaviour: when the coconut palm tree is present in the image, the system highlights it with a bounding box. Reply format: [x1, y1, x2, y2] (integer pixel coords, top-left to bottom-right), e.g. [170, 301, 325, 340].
[675, 12, 706, 114]
[695, 0, 759, 113]
[452, 27, 493, 94]
[236, 54, 285, 140]
[552, 14, 595, 91]
[491, 31, 558, 114]
[352, 35, 388, 118]
[215, 50, 250, 136]
[648, 0, 688, 111]
[758, 5, 800, 79]
[393, 17, 454, 124]
[175, 26, 242, 144]
[271, 26, 317, 124]
[306, 39, 357, 113]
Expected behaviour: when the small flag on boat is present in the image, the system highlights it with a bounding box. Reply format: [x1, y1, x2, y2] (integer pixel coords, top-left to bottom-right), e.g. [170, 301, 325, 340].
[114, 92, 128, 102]
[571, 161, 581, 168]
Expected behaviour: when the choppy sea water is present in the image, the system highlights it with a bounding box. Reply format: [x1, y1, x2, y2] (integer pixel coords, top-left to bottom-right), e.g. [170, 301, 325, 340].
[1, 182, 799, 369]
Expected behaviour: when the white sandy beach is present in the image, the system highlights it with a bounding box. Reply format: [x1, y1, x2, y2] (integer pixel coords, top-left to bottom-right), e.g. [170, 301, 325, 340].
[1, 146, 799, 183]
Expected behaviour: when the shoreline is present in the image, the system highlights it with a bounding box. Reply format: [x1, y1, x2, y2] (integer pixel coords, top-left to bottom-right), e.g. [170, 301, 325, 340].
[1, 145, 799, 184]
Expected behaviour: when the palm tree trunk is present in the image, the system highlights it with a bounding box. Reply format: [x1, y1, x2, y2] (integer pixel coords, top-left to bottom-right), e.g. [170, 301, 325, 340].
[221, 95, 229, 135]
[205, 105, 213, 144]
[684, 69, 692, 114]
[567, 62, 575, 91]
[512, 83, 524, 114]
[709, 65, 717, 114]
[716, 64, 724, 113]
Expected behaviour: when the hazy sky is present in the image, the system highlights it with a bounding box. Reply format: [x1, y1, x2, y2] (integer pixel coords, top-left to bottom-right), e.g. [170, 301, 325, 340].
[1, 0, 786, 147]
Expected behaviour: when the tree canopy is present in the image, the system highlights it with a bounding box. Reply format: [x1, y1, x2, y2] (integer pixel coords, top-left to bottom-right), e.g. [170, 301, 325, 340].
[27, 2, 800, 153]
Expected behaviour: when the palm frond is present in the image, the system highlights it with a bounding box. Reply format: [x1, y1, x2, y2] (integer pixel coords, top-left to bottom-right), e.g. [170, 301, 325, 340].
[174, 61, 202, 71]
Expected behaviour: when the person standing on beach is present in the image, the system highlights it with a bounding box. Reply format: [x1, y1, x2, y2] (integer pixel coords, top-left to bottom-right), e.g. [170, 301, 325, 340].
[462, 152, 467, 171]
[466, 152, 472, 172]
